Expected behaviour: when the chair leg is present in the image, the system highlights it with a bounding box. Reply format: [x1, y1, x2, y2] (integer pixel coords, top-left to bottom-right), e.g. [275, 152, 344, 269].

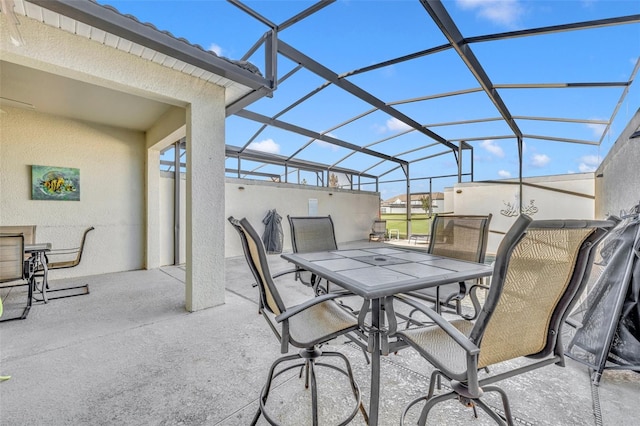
[481, 385, 514, 426]
[256, 350, 363, 426]
[418, 391, 458, 426]
[255, 353, 300, 426]
[250, 406, 261, 426]
[315, 351, 366, 426]
[428, 369, 445, 396]
[399, 394, 428, 426]
[399, 369, 457, 426]
[309, 360, 318, 426]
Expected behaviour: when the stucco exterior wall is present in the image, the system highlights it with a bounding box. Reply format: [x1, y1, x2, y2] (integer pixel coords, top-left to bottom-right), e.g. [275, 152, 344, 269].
[159, 172, 187, 266]
[595, 109, 640, 218]
[448, 173, 595, 255]
[2, 12, 228, 310]
[0, 107, 145, 278]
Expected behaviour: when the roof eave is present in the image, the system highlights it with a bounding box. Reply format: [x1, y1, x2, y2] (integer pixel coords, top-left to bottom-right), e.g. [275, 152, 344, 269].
[27, 0, 273, 92]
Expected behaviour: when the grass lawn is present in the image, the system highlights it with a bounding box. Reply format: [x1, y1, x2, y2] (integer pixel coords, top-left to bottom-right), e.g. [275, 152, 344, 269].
[380, 213, 432, 239]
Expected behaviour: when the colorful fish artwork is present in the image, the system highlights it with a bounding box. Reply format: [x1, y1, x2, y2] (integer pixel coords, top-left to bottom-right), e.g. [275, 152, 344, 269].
[31, 165, 80, 201]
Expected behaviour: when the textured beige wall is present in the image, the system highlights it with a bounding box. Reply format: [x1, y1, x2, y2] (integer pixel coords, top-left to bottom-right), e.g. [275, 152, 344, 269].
[158, 176, 381, 262]
[2, 12, 228, 310]
[0, 106, 145, 278]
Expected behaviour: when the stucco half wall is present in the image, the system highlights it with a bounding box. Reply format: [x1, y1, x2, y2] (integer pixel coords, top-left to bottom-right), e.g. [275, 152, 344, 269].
[446, 173, 595, 255]
[158, 174, 382, 263]
[224, 178, 381, 259]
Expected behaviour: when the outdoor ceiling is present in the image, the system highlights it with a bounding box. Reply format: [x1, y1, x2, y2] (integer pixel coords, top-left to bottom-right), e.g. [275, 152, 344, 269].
[0, 60, 173, 131]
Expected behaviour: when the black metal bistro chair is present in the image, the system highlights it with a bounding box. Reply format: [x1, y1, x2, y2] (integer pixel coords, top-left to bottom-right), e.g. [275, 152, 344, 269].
[395, 215, 615, 425]
[228, 216, 366, 426]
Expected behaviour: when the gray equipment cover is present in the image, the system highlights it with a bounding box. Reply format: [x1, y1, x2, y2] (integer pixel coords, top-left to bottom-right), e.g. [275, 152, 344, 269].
[566, 204, 640, 384]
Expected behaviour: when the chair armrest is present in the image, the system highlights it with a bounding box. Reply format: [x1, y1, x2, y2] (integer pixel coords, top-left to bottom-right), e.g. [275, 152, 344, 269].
[394, 294, 480, 355]
[462, 282, 490, 320]
[275, 293, 345, 323]
[272, 268, 298, 279]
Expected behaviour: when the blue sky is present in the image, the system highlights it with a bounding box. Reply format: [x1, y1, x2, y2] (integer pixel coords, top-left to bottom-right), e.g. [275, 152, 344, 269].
[99, 0, 639, 198]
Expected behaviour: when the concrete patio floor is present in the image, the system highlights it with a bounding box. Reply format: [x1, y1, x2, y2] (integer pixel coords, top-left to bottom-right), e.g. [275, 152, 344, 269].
[1, 240, 638, 425]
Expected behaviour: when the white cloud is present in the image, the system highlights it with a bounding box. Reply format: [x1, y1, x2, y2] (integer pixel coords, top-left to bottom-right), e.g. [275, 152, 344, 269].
[374, 117, 412, 134]
[586, 121, 607, 138]
[315, 136, 340, 152]
[456, 0, 524, 27]
[386, 117, 411, 132]
[498, 170, 511, 178]
[578, 154, 601, 172]
[531, 153, 550, 167]
[578, 163, 597, 173]
[208, 43, 223, 56]
[480, 140, 504, 158]
[372, 123, 387, 134]
[248, 138, 280, 154]
[581, 154, 601, 166]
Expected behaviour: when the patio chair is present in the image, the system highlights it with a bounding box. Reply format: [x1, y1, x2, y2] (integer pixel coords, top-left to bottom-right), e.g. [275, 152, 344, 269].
[43, 226, 94, 270]
[288, 215, 338, 294]
[0, 296, 12, 381]
[0, 233, 36, 322]
[0, 225, 36, 261]
[228, 216, 366, 425]
[33, 226, 94, 301]
[369, 219, 387, 242]
[395, 215, 615, 426]
[0, 226, 36, 245]
[405, 214, 492, 320]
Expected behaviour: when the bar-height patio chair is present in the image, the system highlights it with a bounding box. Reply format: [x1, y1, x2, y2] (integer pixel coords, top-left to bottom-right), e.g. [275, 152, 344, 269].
[394, 215, 615, 426]
[228, 216, 365, 426]
[288, 216, 338, 294]
[288, 215, 371, 363]
[404, 214, 492, 320]
[0, 233, 36, 322]
[369, 220, 387, 242]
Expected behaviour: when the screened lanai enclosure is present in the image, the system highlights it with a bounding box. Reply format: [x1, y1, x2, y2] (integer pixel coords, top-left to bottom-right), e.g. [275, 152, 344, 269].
[153, 0, 639, 221]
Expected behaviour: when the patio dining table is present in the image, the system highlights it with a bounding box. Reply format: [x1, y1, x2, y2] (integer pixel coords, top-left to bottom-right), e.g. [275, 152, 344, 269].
[281, 246, 493, 426]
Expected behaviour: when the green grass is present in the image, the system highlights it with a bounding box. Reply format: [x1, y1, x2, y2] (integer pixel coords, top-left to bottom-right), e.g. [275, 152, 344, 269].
[380, 213, 432, 239]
